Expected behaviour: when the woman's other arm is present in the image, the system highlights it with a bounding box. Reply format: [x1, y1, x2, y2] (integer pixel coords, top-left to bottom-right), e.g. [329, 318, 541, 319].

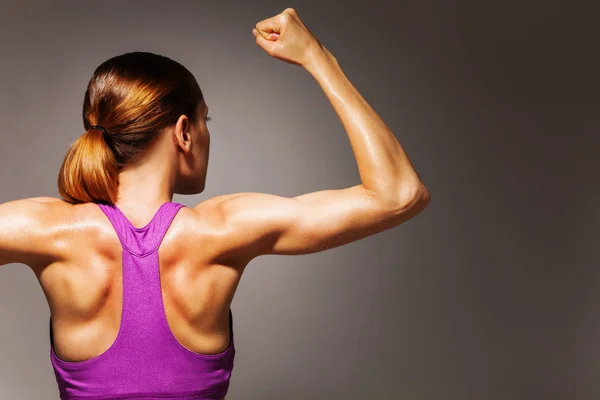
[0, 197, 63, 269]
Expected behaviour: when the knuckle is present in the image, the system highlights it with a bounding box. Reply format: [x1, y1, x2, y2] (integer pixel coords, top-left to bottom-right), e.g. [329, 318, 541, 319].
[269, 44, 279, 55]
[279, 13, 290, 23]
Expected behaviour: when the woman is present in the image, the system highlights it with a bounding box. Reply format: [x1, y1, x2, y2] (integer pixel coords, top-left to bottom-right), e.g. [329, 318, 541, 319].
[0, 8, 430, 400]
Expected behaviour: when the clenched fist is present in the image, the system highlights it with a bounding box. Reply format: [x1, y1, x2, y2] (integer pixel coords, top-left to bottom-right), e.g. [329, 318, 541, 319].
[252, 8, 325, 68]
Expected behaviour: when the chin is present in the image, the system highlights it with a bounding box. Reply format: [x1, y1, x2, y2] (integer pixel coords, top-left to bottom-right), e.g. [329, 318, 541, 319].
[175, 177, 206, 195]
[195, 182, 206, 194]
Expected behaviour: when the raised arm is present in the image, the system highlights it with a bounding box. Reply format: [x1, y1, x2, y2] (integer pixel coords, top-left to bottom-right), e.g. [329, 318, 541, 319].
[201, 8, 430, 263]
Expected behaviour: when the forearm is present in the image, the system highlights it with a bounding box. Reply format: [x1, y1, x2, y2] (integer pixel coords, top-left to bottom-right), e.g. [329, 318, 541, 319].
[304, 46, 426, 205]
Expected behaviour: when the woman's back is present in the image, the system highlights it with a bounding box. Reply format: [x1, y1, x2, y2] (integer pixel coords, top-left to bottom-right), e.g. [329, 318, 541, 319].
[39, 199, 241, 364]
[38, 198, 238, 399]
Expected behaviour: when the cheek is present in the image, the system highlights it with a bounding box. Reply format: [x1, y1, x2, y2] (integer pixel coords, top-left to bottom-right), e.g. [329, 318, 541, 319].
[203, 132, 210, 153]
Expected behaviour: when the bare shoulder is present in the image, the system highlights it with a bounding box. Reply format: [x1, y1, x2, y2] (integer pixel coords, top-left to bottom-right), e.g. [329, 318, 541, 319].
[190, 192, 270, 263]
[191, 192, 260, 228]
[26, 196, 68, 205]
[0, 196, 73, 224]
[0, 196, 75, 269]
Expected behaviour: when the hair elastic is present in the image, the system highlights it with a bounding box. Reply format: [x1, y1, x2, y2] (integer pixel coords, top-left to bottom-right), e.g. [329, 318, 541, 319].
[90, 125, 109, 136]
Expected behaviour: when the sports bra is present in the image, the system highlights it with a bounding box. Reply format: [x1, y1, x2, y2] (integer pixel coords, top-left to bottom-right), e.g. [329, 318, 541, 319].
[49, 201, 235, 400]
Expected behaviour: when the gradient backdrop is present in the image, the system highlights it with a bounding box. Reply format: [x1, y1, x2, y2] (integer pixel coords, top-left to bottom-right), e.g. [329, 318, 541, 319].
[0, 0, 597, 399]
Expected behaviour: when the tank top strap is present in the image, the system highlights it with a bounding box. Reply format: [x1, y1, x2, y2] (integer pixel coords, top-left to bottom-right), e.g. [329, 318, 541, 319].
[97, 201, 186, 257]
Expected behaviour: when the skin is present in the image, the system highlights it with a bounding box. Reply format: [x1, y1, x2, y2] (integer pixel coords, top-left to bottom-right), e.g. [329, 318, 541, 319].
[0, 8, 430, 399]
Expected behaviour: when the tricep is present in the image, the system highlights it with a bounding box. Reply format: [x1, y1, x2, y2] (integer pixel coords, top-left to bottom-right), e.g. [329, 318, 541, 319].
[204, 183, 430, 261]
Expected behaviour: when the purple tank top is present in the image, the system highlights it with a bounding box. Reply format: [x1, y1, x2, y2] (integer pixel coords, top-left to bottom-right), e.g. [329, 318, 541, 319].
[49, 201, 235, 400]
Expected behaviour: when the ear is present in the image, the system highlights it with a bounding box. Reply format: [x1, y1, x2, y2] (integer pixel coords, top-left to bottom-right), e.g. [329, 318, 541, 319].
[173, 114, 192, 153]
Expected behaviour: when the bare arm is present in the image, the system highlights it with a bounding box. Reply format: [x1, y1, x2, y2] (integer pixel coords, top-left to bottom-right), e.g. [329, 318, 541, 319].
[203, 185, 427, 260]
[0, 197, 63, 269]
[204, 9, 430, 261]
[302, 45, 425, 205]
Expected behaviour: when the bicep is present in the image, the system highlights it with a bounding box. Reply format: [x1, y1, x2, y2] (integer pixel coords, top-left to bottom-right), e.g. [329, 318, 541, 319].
[0, 198, 58, 268]
[215, 184, 428, 260]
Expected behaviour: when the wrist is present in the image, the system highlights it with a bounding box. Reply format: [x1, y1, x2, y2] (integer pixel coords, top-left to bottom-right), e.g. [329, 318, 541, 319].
[303, 43, 336, 75]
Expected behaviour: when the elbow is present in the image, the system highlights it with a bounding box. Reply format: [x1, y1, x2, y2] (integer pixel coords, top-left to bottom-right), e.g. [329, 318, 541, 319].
[369, 181, 431, 214]
[417, 184, 431, 207]
[389, 182, 431, 216]
[399, 182, 431, 208]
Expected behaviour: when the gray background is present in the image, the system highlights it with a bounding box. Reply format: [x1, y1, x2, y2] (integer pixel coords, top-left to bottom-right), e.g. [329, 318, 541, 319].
[0, 0, 598, 399]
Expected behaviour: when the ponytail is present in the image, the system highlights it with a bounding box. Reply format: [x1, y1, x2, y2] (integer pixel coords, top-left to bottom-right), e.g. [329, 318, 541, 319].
[57, 127, 119, 205]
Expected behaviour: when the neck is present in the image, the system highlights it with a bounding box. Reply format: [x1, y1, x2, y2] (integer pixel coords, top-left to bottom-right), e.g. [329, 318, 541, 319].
[115, 145, 176, 211]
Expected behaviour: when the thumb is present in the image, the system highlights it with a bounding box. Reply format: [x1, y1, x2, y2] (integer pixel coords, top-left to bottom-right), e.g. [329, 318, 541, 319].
[252, 28, 278, 54]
